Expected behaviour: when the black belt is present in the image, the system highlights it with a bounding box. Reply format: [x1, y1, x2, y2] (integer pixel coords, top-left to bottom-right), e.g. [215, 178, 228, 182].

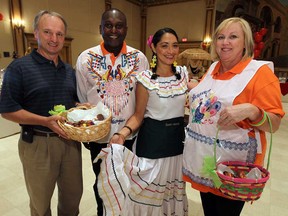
[34, 130, 58, 137]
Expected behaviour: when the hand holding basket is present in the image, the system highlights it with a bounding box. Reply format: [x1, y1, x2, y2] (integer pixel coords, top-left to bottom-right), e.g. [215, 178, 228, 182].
[58, 105, 112, 142]
[203, 112, 273, 202]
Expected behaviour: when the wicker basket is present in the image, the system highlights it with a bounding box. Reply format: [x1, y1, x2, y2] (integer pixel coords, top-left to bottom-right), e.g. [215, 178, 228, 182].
[58, 106, 112, 142]
[214, 113, 272, 202]
[216, 161, 270, 201]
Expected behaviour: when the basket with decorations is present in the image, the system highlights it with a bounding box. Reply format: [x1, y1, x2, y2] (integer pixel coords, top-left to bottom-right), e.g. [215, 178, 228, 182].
[202, 111, 272, 202]
[216, 161, 270, 201]
[49, 103, 112, 142]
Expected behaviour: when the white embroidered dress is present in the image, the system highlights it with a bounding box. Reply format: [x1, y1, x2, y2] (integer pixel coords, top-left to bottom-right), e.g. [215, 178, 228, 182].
[95, 66, 189, 216]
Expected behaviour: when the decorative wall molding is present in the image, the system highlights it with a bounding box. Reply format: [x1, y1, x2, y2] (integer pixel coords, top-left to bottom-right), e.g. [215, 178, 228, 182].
[10, 0, 25, 58]
[126, 0, 194, 7]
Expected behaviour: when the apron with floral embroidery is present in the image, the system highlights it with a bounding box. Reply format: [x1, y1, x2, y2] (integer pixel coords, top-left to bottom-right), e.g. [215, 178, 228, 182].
[183, 60, 273, 188]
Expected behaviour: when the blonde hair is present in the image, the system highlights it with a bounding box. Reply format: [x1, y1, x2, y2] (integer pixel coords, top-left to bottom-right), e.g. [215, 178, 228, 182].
[210, 17, 254, 61]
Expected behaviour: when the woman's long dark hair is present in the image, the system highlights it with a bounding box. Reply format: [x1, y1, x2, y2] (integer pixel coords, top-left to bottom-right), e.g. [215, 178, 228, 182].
[150, 27, 181, 80]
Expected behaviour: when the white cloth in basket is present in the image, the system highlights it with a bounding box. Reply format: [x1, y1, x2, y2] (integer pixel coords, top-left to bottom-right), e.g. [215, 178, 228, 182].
[67, 102, 110, 125]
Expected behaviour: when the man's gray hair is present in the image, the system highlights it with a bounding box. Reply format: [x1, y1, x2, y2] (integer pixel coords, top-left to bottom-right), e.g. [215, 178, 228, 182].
[33, 10, 67, 32]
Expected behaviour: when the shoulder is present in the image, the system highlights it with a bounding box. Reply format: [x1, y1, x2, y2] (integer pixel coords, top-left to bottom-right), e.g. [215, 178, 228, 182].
[137, 69, 152, 78]
[136, 70, 152, 85]
[11, 54, 32, 65]
[249, 60, 274, 71]
[6, 55, 33, 73]
[126, 45, 138, 52]
[77, 45, 101, 60]
[252, 60, 276, 80]
[126, 45, 146, 57]
[247, 60, 280, 98]
[63, 62, 74, 71]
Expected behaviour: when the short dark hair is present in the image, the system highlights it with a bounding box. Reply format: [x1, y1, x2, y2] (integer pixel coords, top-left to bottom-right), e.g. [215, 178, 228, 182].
[101, 8, 127, 26]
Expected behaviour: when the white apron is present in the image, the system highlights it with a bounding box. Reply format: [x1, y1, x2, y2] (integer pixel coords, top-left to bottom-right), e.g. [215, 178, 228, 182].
[183, 60, 273, 188]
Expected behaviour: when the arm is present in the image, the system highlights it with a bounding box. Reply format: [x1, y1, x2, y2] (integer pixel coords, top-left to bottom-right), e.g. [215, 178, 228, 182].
[110, 82, 149, 144]
[187, 79, 198, 91]
[252, 109, 281, 133]
[182, 65, 198, 91]
[75, 55, 89, 103]
[218, 64, 283, 133]
[217, 103, 281, 133]
[1, 110, 68, 138]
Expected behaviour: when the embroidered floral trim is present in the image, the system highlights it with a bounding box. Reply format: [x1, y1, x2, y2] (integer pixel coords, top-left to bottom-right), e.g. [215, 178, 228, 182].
[186, 127, 257, 163]
[183, 167, 215, 188]
[136, 66, 188, 98]
[85, 50, 141, 116]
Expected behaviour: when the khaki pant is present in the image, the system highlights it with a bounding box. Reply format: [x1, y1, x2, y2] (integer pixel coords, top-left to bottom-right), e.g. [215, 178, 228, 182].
[18, 135, 83, 216]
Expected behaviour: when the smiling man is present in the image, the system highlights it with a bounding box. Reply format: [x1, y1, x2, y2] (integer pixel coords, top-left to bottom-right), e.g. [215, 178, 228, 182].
[0, 10, 82, 216]
[75, 8, 149, 216]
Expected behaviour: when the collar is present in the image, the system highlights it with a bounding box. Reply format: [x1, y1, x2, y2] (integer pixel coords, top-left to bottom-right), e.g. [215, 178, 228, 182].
[31, 49, 65, 68]
[212, 58, 253, 77]
[100, 41, 127, 56]
[100, 41, 127, 65]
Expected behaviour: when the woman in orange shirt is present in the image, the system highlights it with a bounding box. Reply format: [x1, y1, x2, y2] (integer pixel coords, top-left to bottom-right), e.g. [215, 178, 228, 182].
[183, 17, 285, 216]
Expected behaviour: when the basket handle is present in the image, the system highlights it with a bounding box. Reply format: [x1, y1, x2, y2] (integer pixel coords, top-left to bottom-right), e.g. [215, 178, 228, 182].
[214, 110, 273, 171]
[266, 112, 273, 170]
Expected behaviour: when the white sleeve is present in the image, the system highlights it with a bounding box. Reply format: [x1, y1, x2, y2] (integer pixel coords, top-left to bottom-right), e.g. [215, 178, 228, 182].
[75, 52, 89, 103]
[138, 51, 150, 72]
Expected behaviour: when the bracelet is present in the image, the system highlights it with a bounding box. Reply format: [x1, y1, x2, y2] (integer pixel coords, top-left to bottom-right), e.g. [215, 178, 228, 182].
[113, 132, 126, 142]
[123, 125, 133, 135]
[249, 108, 264, 124]
[249, 109, 267, 127]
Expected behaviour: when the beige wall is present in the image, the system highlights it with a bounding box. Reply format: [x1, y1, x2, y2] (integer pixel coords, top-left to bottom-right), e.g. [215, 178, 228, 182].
[21, 0, 146, 66]
[0, 0, 207, 67]
[1, 0, 288, 69]
[147, 1, 205, 41]
[146, 0, 206, 60]
[0, 0, 15, 69]
[21, 0, 106, 66]
[112, 1, 143, 49]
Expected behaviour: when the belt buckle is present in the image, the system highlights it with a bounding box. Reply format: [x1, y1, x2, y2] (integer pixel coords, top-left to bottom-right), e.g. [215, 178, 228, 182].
[46, 132, 52, 138]
[34, 130, 57, 137]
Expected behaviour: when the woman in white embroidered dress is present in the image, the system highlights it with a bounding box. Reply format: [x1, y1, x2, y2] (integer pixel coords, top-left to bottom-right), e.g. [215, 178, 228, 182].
[183, 17, 284, 216]
[106, 27, 195, 215]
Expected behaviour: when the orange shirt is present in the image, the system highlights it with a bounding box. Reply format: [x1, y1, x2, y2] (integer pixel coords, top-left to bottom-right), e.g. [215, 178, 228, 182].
[184, 58, 285, 195]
